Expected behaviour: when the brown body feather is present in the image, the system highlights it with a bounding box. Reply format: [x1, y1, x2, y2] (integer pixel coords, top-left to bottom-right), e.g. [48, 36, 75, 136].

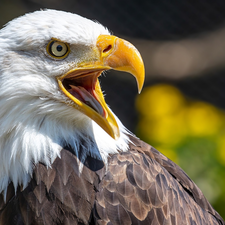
[0, 136, 224, 225]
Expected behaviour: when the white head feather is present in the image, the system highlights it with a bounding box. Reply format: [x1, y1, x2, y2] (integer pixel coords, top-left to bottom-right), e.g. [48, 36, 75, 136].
[0, 9, 130, 196]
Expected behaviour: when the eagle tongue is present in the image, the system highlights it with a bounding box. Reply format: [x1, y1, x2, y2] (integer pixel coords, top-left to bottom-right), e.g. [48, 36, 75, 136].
[68, 85, 104, 116]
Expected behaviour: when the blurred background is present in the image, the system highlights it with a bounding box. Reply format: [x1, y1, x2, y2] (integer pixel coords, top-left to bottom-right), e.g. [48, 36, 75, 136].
[1, 0, 225, 219]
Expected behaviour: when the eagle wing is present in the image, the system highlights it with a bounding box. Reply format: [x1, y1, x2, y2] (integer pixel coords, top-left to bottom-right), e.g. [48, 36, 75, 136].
[94, 136, 225, 225]
[0, 137, 224, 225]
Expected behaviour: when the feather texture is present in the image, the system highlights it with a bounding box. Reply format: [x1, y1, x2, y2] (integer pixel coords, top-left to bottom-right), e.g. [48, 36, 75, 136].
[0, 136, 224, 225]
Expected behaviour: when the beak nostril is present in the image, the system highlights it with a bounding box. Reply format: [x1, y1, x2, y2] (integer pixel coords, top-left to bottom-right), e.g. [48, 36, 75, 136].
[103, 45, 112, 53]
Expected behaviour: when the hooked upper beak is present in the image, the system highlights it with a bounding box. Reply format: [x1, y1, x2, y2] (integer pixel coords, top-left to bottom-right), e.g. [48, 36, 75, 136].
[57, 34, 145, 139]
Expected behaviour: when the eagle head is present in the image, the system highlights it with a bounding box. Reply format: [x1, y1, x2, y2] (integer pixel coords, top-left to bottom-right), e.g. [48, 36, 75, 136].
[0, 10, 144, 195]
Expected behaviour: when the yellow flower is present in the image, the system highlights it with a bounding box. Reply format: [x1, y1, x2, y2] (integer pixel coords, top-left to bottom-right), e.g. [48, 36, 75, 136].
[186, 102, 222, 136]
[137, 109, 187, 147]
[136, 84, 225, 165]
[136, 84, 187, 146]
[217, 135, 225, 165]
[136, 84, 185, 119]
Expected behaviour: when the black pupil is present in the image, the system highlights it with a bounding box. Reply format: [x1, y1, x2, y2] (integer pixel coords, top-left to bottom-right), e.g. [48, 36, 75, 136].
[57, 45, 63, 52]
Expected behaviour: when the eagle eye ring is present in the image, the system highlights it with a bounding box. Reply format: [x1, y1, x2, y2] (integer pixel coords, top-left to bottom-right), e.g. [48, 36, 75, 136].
[47, 40, 70, 59]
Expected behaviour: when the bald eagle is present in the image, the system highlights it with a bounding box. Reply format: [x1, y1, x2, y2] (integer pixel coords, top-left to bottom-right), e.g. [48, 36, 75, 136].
[0, 9, 224, 225]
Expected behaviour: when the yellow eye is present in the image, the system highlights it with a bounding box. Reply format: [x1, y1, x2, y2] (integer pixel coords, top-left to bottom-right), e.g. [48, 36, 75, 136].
[47, 40, 69, 59]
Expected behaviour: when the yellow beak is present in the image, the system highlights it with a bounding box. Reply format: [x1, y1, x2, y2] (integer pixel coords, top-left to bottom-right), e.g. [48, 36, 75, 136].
[57, 35, 145, 139]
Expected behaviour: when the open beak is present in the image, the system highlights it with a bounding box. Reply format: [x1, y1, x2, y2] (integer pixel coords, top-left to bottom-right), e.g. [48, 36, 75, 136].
[57, 35, 145, 139]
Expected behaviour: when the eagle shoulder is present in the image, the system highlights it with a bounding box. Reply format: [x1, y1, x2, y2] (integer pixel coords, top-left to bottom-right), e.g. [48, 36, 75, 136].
[94, 136, 224, 225]
[0, 137, 224, 225]
[0, 148, 104, 225]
